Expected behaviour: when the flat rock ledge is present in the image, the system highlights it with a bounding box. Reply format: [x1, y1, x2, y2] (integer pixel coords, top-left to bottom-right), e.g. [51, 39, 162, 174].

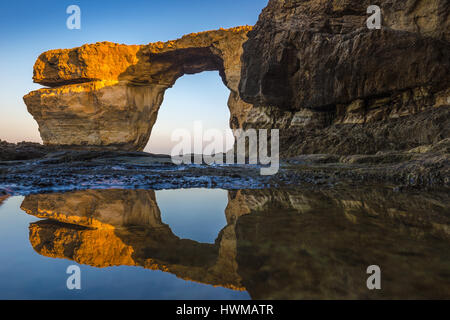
[0, 146, 448, 195]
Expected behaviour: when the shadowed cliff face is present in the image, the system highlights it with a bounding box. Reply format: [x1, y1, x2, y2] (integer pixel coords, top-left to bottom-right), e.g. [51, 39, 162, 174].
[240, 0, 450, 109]
[21, 187, 450, 299]
[238, 0, 450, 156]
[23, 27, 254, 151]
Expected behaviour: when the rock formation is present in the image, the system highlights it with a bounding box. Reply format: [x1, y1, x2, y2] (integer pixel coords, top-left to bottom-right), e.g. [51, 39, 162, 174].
[0, 140, 56, 161]
[24, 27, 253, 151]
[239, 0, 450, 156]
[23, 1, 450, 157]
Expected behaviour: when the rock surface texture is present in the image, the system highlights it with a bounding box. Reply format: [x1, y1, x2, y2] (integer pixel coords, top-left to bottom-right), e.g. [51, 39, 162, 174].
[24, 27, 253, 151]
[239, 0, 450, 156]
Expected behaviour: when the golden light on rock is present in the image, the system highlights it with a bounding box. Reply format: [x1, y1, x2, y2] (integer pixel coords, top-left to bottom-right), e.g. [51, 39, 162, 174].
[23, 27, 255, 151]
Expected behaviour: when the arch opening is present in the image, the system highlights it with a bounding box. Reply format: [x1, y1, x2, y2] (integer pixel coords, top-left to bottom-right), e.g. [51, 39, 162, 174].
[144, 71, 235, 155]
[156, 188, 229, 244]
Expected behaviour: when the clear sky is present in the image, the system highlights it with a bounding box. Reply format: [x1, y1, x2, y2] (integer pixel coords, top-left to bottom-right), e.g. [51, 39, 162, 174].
[0, 0, 268, 154]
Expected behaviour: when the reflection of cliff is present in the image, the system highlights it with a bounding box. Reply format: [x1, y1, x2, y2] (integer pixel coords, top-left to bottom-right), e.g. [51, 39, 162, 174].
[22, 190, 245, 291]
[0, 195, 8, 207]
[22, 189, 162, 229]
[229, 189, 450, 299]
[22, 188, 450, 299]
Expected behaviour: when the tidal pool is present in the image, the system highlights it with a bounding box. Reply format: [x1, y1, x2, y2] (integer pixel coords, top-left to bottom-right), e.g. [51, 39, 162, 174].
[0, 187, 449, 299]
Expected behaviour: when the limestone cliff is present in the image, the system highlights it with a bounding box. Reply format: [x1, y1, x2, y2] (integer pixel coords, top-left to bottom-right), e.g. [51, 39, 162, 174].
[24, 27, 253, 151]
[239, 0, 450, 156]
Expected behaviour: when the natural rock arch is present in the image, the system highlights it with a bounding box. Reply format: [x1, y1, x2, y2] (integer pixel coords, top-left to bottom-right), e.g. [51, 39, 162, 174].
[24, 27, 254, 151]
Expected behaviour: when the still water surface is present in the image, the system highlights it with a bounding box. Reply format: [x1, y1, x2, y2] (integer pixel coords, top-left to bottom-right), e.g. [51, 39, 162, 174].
[0, 187, 449, 299]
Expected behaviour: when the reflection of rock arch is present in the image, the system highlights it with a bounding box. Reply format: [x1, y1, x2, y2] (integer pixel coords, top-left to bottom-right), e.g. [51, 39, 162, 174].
[21, 188, 450, 299]
[21, 189, 246, 291]
[23, 27, 254, 151]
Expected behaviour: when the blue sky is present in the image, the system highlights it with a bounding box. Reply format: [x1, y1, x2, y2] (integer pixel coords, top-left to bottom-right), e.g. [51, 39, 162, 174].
[0, 0, 267, 153]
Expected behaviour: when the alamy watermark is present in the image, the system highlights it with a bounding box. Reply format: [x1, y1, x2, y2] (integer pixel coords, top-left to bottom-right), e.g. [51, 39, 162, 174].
[366, 265, 381, 290]
[66, 5, 81, 30]
[170, 122, 279, 175]
[367, 5, 382, 29]
[66, 265, 81, 290]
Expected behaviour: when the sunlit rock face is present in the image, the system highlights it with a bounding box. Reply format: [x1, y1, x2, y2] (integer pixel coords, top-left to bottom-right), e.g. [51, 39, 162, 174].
[23, 27, 254, 151]
[21, 188, 450, 299]
[239, 0, 450, 155]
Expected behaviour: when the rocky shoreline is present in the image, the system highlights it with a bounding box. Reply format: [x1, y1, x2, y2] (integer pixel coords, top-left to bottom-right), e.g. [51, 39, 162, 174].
[0, 143, 448, 195]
